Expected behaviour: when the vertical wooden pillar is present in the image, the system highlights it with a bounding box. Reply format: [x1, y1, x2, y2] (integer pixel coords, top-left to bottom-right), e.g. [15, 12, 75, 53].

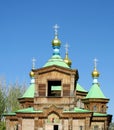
[61, 118, 64, 130]
[104, 120, 108, 130]
[18, 118, 22, 130]
[85, 117, 90, 130]
[68, 118, 72, 130]
[34, 117, 38, 130]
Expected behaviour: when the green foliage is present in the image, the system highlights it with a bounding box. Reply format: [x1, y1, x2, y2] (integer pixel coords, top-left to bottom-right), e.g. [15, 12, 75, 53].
[0, 77, 27, 129]
[6, 82, 27, 112]
[0, 77, 27, 115]
[0, 79, 6, 121]
[0, 89, 5, 118]
[0, 121, 6, 130]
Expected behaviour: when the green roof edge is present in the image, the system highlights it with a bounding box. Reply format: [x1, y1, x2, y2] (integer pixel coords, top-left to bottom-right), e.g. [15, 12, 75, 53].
[22, 84, 35, 98]
[43, 55, 70, 68]
[76, 83, 87, 92]
[63, 107, 91, 113]
[93, 112, 108, 117]
[16, 107, 43, 113]
[3, 112, 16, 116]
[85, 83, 107, 99]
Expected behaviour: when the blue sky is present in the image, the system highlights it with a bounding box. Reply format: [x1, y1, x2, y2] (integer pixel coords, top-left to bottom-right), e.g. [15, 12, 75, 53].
[0, 0, 114, 120]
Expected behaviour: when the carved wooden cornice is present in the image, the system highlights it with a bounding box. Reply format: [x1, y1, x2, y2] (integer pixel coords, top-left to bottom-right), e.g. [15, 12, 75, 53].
[33, 65, 78, 80]
[82, 98, 109, 103]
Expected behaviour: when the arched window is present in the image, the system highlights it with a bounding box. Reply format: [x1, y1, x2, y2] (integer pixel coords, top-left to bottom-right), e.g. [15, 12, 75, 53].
[77, 99, 81, 108]
[81, 102, 84, 108]
[101, 105, 104, 112]
[93, 105, 97, 112]
[47, 113, 60, 123]
[86, 105, 89, 110]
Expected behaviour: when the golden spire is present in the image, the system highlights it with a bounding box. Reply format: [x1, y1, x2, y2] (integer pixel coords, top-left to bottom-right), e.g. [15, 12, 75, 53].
[29, 57, 36, 78]
[29, 70, 35, 78]
[63, 43, 72, 67]
[92, 58, 100, 78]
[52, 24, 61, 47]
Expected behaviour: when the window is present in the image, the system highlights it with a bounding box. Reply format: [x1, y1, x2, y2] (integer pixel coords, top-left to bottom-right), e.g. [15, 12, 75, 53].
[54, 125, 58, 130]
[79, 126, 83, 130]
[86, 105, 89, 109]
[77, 99, 81, 108]
[77, 98, 84, 108]
[94, 125, 99, 130]
[47, 113, 60, 123]
[101, 105, 104, 112]
[15, 124, 18, 130]
[93, 105, 97, 112]
[48, 80, 61, 97]
[81, 102, 84, 108]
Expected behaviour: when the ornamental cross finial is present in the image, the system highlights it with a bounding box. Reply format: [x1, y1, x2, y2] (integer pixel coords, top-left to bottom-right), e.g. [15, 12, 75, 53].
[65, 43, 69, 53]
[94, 58, 98, 69]
[32, 57, 36, 69]
[53, 24, 59, 36]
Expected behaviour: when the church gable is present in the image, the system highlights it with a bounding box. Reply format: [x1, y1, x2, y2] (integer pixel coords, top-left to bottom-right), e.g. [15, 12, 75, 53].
[34, 65, 77, 98]
[34, 65, 77, 76]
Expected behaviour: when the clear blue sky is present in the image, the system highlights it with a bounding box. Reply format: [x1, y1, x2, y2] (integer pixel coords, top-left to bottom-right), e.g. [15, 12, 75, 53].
[0, 0, 114, 121]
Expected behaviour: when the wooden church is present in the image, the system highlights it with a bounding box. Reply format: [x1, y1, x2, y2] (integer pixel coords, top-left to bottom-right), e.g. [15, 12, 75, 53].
[4, 25, 112, 130]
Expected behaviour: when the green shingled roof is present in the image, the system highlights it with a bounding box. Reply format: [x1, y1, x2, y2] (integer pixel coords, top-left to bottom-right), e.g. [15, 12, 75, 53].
[22, 84, 35, 98]
[16, 107, 42, 113]
[76, 83, 87, 92]
[85, 83, 107, 99]
[43, 55, 70, 68]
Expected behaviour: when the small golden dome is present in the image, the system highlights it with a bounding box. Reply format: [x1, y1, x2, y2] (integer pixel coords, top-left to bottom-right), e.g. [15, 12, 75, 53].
[92, 68, 100, 78]
[29, 70, 35, 78]
[64, 53, 72, 67]
[52, 36, 61, 46]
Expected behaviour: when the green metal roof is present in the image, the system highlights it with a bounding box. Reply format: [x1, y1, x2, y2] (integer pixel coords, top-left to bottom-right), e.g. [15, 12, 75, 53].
[3, 112, 16, 116]
[93, 112, 108, 117]
[74, 107, 90, 113]
[63, 107, 90, 113]
[16, 107, 42, 113]
[76, 83, 87, 92]
[63, 108, 108, 117]
[43, 55, 70, 68]
[85, 83, 107, 99]
[22, 84, 35, 98]
[51, 86, 61, 91]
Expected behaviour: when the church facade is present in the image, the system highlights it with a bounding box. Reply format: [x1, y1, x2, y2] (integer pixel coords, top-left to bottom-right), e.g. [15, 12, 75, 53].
[4, 25, 112, 130]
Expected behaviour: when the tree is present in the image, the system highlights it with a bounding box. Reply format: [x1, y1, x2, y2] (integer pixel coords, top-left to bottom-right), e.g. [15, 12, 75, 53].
[0, 121, 6, 130]
[0, 88, 5, 120]
[0, 78, 7, 121]
[0, 78, 7, 130]
[109, 122, 114, 130]
[0, 77, 27, 114]
[6, 82, 27, 112]
[0, 77, 27, 130]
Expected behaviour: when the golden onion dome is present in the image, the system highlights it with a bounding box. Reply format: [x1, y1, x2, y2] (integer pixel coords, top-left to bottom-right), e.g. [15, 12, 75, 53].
[52, 36, 61, 46]
[64, 53, 72, 67]
[92, 68, 100, 78]
[29, 70, 35, 78]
